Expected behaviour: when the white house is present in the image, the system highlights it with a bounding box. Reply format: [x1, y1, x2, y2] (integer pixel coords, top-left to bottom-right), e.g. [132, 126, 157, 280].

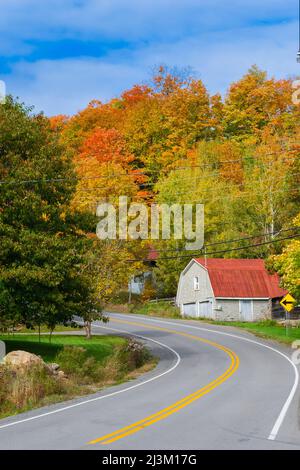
[176, 258, 287, 321]
[128, 247, 158, 295]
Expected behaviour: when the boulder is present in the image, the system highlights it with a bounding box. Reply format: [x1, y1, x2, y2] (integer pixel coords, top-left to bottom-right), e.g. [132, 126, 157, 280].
[278, 319, 300, 328]
[3, 350, 44, 369]
[2, 351, 67, 378]
[48, 363, 60, 372]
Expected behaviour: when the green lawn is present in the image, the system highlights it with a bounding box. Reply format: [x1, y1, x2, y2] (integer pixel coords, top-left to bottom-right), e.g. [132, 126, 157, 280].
[16, 324, 82, 334]
[205, 320, 300, 345]
[0, 334, 126, 363]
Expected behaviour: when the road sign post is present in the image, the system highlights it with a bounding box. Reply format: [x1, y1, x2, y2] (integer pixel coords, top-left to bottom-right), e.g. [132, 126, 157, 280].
[280, 294, 297, 336]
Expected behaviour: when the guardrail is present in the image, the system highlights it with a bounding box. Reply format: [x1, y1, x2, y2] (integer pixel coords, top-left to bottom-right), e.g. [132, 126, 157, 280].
[148, 297, 176, 304]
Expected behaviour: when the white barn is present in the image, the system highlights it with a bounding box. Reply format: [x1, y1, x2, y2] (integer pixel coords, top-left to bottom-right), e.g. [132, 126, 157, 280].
[176, 258, 286, 322]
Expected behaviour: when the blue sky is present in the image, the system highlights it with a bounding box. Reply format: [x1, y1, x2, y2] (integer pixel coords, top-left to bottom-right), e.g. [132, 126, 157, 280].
[0, 0, 299, 116]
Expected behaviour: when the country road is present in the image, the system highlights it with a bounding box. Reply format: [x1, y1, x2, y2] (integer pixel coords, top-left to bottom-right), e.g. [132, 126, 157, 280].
[0, 313, 300, 450]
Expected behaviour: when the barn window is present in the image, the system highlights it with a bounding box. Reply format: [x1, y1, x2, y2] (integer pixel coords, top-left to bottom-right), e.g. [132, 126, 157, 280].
[194, 276, 200, 290]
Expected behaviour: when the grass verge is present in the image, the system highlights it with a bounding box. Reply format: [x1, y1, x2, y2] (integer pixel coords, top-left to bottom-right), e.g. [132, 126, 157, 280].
[15, 324, 83, 334]
[114, 300, 300, 346]
[119, 300, 181, 318]
[199, 319, 300, 345]
[0, 334, 156, 419]
[0, 334, 124, 362]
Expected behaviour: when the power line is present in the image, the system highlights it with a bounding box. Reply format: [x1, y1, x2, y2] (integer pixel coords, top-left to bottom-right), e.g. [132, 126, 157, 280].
[155, 185, 300, 202]
[75, 173, 300, 195]
[140, 226, 300, 254]
[74, 170, 300, 194]
[74, 185, 300, 205]
[126, 232, 300, 262]
[0, 145, 298, 188]
[202, 233, 300, 256]
[297, 0, 300, 62]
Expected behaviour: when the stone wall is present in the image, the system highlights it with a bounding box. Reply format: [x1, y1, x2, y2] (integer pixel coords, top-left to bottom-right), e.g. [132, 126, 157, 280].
[214, 299, 271, 322]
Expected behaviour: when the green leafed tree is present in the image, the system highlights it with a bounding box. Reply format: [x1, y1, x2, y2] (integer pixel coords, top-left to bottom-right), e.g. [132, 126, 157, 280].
[268, 214, 300, 302]
[0, 97, 102, 336]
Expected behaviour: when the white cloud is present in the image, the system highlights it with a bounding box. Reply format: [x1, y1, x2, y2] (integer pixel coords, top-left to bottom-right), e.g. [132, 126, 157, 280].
[4, 17, 299, 115]
[1, 1, 299, 114]
[0, 0, 297, 53]
[4, 58, 146, 115]
[135, 20, 300, 95]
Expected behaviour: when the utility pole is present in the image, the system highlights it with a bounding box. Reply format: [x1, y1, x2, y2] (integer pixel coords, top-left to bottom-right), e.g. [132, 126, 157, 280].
[297, 0, 300, 62]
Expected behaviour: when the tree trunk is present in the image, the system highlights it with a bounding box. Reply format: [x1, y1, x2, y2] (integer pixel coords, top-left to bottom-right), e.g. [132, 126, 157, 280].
[128, 283, 132, 304]
[85, 321, 92, 339]
[49, 329, 54, 343]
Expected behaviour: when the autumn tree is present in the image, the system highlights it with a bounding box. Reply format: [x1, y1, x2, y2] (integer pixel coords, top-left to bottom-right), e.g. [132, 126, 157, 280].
[238, 130, 298, 244]
[269, 214, 300, 301]
[49, 65, 300, 297]
[71, 127, 143, 213]
[222, 65, 297, 140]
[123, 67, 213, 179]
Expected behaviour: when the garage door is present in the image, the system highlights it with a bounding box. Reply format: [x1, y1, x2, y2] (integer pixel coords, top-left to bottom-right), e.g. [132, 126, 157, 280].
[240, 300, 253, 321]
[183, 303, 197, 317]
[198, 301, 213, 319]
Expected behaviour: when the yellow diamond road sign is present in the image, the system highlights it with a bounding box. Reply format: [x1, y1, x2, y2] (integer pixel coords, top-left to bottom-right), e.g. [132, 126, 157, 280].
[280, 293, 297, 313]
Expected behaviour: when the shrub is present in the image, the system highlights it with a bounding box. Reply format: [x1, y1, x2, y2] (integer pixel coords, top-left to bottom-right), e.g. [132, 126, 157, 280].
[258, 319, 278, 327]
[131, 300, 180, 318]
[0, 339, 154, 418]
[141, 279, 157, 302]
[113, 339, 151, 373]
[0, 364, 64, 412]
[55, 346, 103, 383]
[55, 346, 87, 373]
[110, 291, 141, 305]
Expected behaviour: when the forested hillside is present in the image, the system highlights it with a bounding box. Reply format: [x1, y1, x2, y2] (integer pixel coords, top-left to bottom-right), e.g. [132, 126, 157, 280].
[49, 66, 299, 297]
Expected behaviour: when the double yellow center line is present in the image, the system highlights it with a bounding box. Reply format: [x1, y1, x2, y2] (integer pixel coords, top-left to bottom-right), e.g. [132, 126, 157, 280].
[88, 318, 240, 446]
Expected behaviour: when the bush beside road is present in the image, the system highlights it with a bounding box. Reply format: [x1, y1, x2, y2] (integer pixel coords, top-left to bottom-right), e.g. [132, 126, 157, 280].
[131, 301, 181, 318]
[0, 334, 156, 419]
[106, 296, 181, 318]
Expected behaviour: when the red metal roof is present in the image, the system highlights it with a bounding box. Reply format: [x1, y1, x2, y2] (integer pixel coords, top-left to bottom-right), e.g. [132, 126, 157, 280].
[147, 247, 158, 261]
[194, 258, 287, 299]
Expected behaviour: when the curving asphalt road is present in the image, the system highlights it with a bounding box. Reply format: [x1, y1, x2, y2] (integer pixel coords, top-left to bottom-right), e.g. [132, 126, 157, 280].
[0, 313, 300, 450]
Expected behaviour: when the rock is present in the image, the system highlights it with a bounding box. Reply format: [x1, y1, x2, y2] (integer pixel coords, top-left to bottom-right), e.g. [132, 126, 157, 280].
[45, 363, 61, 375]
[278, 319, 300, 328]
[3, 350, 44, 369]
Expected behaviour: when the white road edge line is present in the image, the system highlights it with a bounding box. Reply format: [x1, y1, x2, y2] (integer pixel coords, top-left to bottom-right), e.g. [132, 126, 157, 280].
[111, 313, 299, 441]
[0, 326, 180, 431]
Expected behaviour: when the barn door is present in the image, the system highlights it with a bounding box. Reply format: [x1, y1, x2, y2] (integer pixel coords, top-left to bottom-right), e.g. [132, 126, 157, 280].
[198, 301, 212, 319]
[183, 303, 196, 317]
[240, 300, 253, 321]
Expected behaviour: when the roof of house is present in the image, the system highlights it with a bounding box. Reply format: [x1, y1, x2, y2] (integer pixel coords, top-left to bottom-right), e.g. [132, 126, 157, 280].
[147, 247, 158, 261]
[194, 258, 287, 299]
